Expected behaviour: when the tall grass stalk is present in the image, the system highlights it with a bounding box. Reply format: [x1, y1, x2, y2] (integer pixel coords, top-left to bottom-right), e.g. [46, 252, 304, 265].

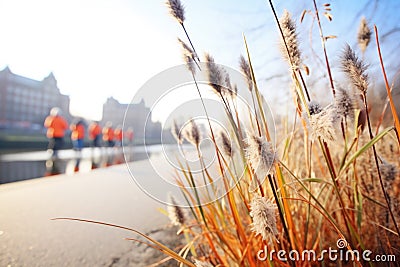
[61, 2, 400, 266]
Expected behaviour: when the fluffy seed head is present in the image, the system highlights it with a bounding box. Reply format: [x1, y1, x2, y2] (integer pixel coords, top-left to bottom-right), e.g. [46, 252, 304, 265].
[239, 55, 253, 91]
[177, 38, 196, 74]
[308, 105, 339, 142]
[167, 195, 187, 226]
[223, 72, 234, 97]
[171, 120, 183, 144]
[308, 101, 322, 115]
[357, 17, 371, 54]
[205, 53, 224, 94]
[279, 10, 302, 70]
[183, 119, 200, 147]
[249, 195, 278, 243]
[341, 44, 369, 93]
[245, 132, 276, 176]
[166, 0, 185, 24]
[232, 83, 238, 96]
[335, 87, 356, 119]
[218, 131, 233, 157]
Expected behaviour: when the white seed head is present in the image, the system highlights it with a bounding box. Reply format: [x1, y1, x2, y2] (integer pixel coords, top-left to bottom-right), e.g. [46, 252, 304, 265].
[308, 105, 340, 143]
[357, 17, 371, 54]
[279, 10, 302, 71]
[167, 195, 187, 227]
[249, 195, 278, 244]
[245, 132, 276, 176]
[335, 87, 356, 119]
[341, 44, 369, 93]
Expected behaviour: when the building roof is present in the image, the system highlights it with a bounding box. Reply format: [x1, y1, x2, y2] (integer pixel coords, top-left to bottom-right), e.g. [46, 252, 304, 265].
[0, 66, 59, 91]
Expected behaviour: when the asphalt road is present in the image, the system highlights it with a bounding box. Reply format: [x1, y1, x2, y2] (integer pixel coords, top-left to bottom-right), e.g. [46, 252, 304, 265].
[0, 161, 170, 267]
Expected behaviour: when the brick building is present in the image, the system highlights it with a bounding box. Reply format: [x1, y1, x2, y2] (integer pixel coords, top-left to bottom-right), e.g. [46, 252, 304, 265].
[0, 67, 71, 131]
[101, 97, 161, 144]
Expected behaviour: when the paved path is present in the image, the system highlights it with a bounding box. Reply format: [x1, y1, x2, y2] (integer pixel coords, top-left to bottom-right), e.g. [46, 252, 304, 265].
[0, 161, 171, 267]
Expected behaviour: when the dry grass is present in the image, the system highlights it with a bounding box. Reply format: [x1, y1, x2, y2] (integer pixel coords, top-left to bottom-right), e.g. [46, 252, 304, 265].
[61, 2, 399, 267]
[161, 1, 400, 266]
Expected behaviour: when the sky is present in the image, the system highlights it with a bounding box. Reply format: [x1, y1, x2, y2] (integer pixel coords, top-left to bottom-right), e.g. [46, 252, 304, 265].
[0, 0, 399, 123]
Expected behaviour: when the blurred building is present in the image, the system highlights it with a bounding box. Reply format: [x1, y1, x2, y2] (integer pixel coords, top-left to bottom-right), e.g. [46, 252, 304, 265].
[0, 67, 71, 131]
[101, 97, 162, 144]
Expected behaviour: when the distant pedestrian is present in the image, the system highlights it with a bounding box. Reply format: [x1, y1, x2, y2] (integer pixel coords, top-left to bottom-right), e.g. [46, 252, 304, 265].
[102, 121, 115, 147]
[89, 121, 102, 147]
[114, 125, 123, 147]
[70, 118, 85, 151]
[44, 107, 68, 156]
[126, 127, 134, 146]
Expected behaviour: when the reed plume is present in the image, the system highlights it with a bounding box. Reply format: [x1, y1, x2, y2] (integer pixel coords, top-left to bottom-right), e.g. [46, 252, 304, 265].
[357, 17, 371, 54]
[205, 53, 224, 94]
[245, 131, 276, 176]
[249, 195, 278, 244]
[279, 10, 302, 71]
[239, 55, 253, 91]
[165, 0, 185, 24]
[223, 72, 234, 97]
[178, 38, 197, 74]
[308, 100, 322, 115]
[167, 195, 187, 227]
[335, 87, 356, 119]
[171, 120, 183, 144]
[218, 131, 233, 157]
[308, 105, 339, 142]
[341, 44, 369, 93]
[183, 119, 201, 147]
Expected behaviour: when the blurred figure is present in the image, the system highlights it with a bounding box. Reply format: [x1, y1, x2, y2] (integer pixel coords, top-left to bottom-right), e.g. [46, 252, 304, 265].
[70, 118, 85, 172]
[113, 125, 124, 164]
[114, 125, 123, 147]
[89, 121, 102, 147]
[44, 107, 68, 157]
[125, 127, 134, 162]
[88, 121, 102, 169]
[126, 127, 134, 146]
[102, 121, 115, 147]
[70, 118, 86, 151]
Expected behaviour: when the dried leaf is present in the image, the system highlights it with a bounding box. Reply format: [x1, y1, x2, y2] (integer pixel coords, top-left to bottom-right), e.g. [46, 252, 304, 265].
[300, 10, 307, 23]
[323, 3, 331, 7]
[303, 65, 310, 75]
[324, 12, 333, 21]
[325, 7, 332, 11]
[324, 35, 337, 41]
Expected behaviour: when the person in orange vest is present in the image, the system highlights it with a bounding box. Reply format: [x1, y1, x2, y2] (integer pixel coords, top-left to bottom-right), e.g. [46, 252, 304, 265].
[70, 118, 86, 151]
[44, 107, 68, 156]
[89, 121, 102, 147]
[102, 121, 115, 147]
[114, 125, 123, 147]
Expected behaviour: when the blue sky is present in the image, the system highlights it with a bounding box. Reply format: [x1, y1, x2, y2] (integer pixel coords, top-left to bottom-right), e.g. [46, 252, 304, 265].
[0, 0, 399, 122]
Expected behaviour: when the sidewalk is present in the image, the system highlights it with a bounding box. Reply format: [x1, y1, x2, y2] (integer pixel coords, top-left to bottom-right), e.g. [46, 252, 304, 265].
[0, 160, 172, 267]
